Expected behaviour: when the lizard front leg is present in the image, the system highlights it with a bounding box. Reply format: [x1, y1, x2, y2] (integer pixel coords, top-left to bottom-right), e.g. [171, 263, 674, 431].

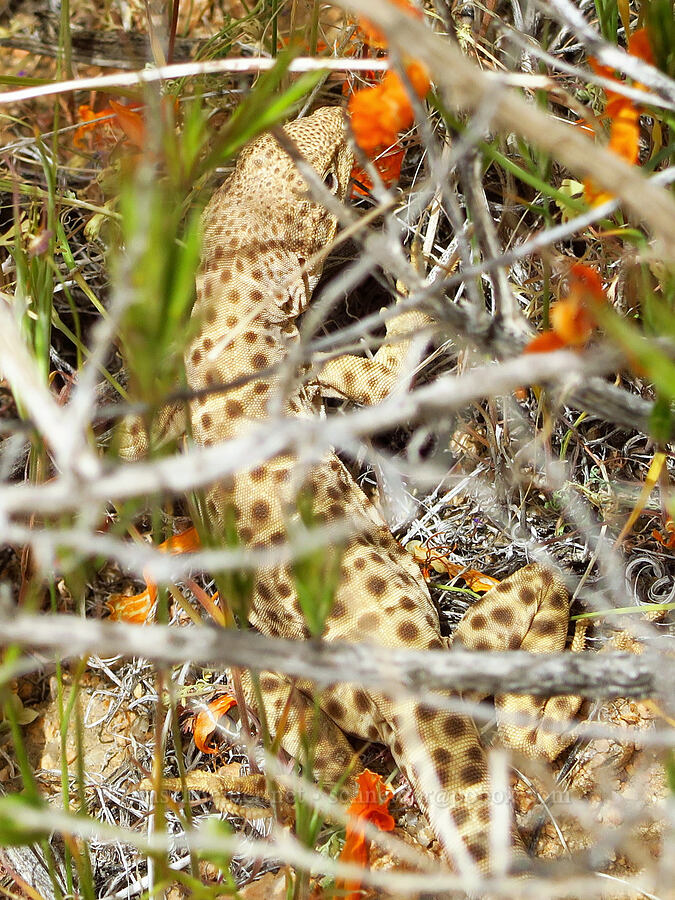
[316, 305, 432, 404]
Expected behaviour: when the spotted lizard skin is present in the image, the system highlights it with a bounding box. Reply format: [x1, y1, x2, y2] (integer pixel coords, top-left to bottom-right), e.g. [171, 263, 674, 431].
[121, 106, 581, 872]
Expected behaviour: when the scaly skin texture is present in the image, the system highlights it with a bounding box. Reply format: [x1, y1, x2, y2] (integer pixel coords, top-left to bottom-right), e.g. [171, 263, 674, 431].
[122, 106, 581, 872]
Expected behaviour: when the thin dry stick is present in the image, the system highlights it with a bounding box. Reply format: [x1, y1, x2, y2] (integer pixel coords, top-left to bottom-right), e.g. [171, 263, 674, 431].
[0, 57, 390, 105]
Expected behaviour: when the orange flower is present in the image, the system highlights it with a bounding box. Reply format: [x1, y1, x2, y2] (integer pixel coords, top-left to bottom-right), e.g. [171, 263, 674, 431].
[351, 146, 405, 195]
[336, 770, 395, 900]
[108, 99, 146, 150]
[653, 519, 675, 549]
[568, 262, 606, 302]
[73, 104, 103, 149]
[627, 28, 654, 66]
[584, 94, 640, 205]
[583, 28, 654, 205]
[605, 93, 640, 165]
[358, 0, 423, 49]
[349, 60, 430, 189]
[74, 100, 144, 150]
[522, 331, 568, 354]
[106, 526, 201, 623]
[347, 2, 429, 193]
[406, 539, 499, 593]
[73, 96, 178, 152]
[193, 694, 238, 755]
[107, 589, 157, 624]
[524, 263, 606, 354]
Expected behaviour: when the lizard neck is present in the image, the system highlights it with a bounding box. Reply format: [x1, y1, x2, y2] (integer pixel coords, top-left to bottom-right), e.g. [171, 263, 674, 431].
[186, 256, 305, 445]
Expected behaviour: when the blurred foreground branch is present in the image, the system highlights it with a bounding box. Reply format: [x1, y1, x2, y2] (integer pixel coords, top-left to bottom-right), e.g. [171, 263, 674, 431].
[0, 611, 665, 702]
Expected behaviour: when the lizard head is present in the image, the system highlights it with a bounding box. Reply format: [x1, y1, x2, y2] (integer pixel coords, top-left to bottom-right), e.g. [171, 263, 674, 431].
[200, 107, 354, 323]
[283, 105, 354, 210]
[227, 105, 353, 276]
[280, 105, 354, 292]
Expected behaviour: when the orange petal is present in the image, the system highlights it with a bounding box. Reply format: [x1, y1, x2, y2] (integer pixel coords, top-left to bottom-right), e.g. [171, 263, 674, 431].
[106, 527, 200, 624]
[193, 694, 237, 755]
[337, 770, 395, 900]
[78, 103, 96, 121]
[349, 81, 396, 154]
[432, 561, 499, 593]
[337, 830, 368, 900]
[584, 40, 648, 207]
[523, 331, 567, 354]
[348, 62, 430, 158]
[569, 263, 606, 305]
[73, 104, 97, 148]
[348, 770, 395, 822]
[73, 103, 114, 148]
[106, 586, 157, 623]
[652, 528, 675, 548]
[351, 146, 406, 196]
[583, 99, 639, 201]
[109, 99, 146, 150]
[407, 542, 499, 593]
[454, 567, 499, 593]
[358, 0, 422, 48]
[350, 164, 372, 196]
[589, 57, 617, 84]
[404, 60, 431, 99]
[526, 265, 604, 352]
[550, 297, 594, 346]
[162, 525, 201, 554]
[374, 146, 405, 185]
[583, 177, 613, 206]
[603, 91, 641, 167]
[654, 519, 675, 549]
[628, 28, 653, 65]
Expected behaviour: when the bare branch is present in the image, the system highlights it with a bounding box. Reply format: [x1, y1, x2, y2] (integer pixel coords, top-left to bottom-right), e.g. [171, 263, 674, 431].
[0, 349, 620, 519]
[0, 58, 390, 105]
[0, 299, 101, 479]
[0, 611, 663, 701]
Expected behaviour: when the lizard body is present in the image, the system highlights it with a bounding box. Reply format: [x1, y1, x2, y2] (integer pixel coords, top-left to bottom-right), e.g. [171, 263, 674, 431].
[123, 106, 580, 873]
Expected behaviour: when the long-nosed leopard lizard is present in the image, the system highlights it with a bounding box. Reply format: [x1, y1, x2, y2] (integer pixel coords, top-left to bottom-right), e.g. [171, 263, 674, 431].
[120, 105, 581, 874]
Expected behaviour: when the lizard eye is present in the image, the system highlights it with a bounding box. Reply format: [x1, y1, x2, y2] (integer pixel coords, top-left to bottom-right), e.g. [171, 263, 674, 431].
[323, 170, 339, 194]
